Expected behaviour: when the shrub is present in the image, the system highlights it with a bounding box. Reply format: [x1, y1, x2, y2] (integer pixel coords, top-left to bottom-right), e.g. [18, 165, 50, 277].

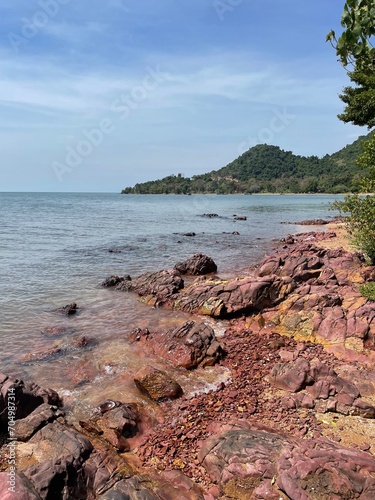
[332, 134, 375, 264]
[333, 194, 375, 264]
[359, 282, 375, 301]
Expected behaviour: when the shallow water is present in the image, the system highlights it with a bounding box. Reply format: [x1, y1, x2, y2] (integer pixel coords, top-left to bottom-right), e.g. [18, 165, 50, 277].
[0, 193, 342, 414]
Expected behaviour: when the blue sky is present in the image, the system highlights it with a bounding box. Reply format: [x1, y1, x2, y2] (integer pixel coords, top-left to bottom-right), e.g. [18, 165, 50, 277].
[0, 0, 367, 192]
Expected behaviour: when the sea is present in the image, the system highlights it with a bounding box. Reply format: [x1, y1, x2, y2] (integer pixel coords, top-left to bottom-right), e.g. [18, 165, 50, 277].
[0, 193, 343, 418]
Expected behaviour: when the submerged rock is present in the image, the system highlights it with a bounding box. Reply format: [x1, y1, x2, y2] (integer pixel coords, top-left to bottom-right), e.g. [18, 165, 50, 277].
[18, 335, 97, 364]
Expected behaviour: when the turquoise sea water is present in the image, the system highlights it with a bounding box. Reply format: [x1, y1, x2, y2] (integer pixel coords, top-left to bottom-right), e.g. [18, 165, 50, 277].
[0, 193, 342, 395]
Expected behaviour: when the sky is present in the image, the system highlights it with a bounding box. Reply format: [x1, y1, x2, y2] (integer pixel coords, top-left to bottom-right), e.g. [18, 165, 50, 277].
[0, 0, 368, 192]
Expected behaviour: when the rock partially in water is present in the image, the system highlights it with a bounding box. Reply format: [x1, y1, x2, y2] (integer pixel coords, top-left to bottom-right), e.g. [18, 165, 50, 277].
[56, 302, 78, 315]
[101, 274, 131, 287]
[174, 253, 217, 276]
[134, 366, 183, 401]
[116, 269, 184, 306]
[199, 213, 220, 218]
[129, 321, 224, 369]
[281, 218, 331, 225]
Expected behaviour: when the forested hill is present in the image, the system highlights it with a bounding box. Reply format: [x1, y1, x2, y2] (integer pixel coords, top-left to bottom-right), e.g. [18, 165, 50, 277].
[121, 133, 373, 194]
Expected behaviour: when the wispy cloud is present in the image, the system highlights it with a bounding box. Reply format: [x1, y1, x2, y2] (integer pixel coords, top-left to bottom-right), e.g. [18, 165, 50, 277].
[0, 0, 366, 192]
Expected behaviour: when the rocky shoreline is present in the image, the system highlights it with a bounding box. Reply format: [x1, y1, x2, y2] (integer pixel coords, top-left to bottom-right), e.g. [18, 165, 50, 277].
[1, 225, 375, 499]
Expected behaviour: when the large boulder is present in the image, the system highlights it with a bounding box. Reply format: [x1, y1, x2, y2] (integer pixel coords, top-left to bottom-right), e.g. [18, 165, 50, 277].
[19, 420, 94, 499]
[134, 366, 183, 401]
[129, 321, 224, 369]
[176, 275, 295, 318]
[116, 269, 184, 307]
[174, 253, 217, 276]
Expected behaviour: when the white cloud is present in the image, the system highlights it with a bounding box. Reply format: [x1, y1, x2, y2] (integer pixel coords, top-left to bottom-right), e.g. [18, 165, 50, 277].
[43, 21, 108, 42]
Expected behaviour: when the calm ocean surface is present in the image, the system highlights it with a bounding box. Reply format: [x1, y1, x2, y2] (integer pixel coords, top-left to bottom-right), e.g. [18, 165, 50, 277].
[0, 193, 342, 411]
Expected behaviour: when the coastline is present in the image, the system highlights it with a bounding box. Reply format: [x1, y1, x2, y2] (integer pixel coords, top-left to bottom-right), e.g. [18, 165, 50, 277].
[1, 221, 375, 498]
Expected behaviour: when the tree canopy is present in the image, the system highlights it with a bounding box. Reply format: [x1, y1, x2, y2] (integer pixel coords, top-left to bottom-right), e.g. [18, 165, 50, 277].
[338, 70, 375, 128]
[327, 0, 375, 71]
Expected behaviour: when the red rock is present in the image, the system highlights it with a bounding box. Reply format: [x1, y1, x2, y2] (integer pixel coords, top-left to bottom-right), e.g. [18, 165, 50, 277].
[269, 358, 310, 392]
[199, 426, 375, 498]
[130, 321, 224, 369]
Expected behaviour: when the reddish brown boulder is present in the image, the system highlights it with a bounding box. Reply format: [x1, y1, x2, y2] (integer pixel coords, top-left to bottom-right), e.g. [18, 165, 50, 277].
[270, 358, 375, 419]
[129, 321, 224, 369]
[269, 358, 311, 393]
[98, 477, 160, 499]
[174, 253, 217, 275]
[99, 473, 206, 500]
[134, 366, 183, 401]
